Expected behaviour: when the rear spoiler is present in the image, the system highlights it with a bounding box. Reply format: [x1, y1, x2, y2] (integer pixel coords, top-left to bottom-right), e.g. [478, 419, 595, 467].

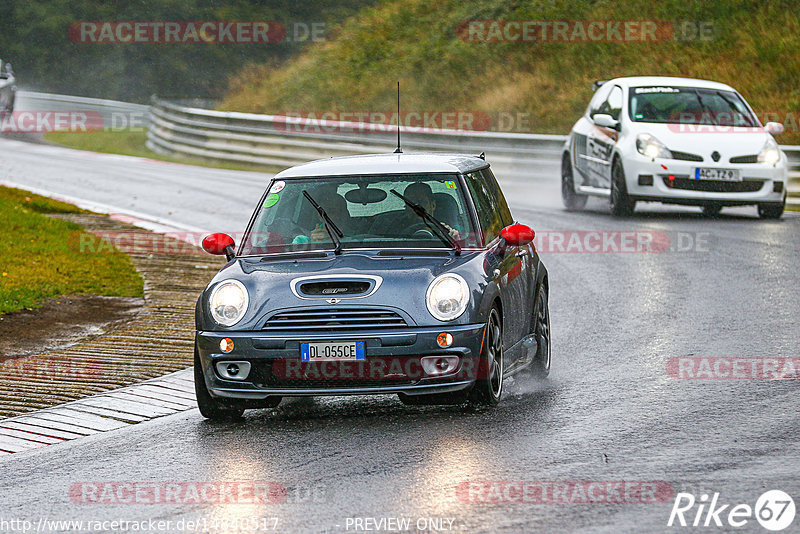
[592, 80, 608, 92]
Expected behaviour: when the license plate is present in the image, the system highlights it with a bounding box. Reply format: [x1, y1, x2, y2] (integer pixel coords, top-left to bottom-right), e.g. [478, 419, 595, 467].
[300, 341, 365, 362]
[693, 168, 741, 181]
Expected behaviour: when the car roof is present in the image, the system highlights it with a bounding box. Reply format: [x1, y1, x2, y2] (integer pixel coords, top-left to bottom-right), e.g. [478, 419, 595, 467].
[603, 76, 736, 92]
[274, 153, 489, 179]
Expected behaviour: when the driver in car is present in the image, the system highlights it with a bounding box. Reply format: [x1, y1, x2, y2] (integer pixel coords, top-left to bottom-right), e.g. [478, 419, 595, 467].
[398, 182, 461, 240]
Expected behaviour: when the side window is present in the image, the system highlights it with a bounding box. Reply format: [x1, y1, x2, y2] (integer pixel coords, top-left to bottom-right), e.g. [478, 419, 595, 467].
[588, 83, 613, 118]
[480, 168, 513, 226]
[465, 170, 504, 244]
[606, 86, 623, 120]
[596, 85, 623, 120]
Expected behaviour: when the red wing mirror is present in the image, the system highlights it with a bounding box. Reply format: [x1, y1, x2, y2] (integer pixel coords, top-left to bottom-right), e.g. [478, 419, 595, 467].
[202, 233, 236, 260]
[500, 224, 535, 247]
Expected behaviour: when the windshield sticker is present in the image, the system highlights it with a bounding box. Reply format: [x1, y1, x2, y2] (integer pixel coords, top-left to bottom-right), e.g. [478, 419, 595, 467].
[270, 181, 286, 194]
[634, 87, 680, 94]
[263, 194, 280, 208]
[445, 180, 457, 189]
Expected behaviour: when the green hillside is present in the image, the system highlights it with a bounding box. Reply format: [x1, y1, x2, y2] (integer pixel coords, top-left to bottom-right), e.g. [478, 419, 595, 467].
[220, 0, 800, 143]
[0, 0, 376, 102]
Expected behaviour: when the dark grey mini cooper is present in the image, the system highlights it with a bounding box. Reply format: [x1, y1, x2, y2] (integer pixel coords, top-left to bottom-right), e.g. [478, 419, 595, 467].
[195, 153, 551, 419]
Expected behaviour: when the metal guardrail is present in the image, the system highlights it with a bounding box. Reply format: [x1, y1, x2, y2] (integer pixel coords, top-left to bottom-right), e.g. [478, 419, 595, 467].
[145, 98, 563, 180]
[146, 97, 800, 208]
[16, 90, 148, 121]
[11, 92, 800, 209]
[782, 145, 800, 209]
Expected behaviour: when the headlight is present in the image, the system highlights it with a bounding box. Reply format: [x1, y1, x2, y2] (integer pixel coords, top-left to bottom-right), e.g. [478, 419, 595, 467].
[426, 274, 469, 322]
[209, 280, 249, 327]
[757, 138, 781, 166]
[636, 133, 672, 159]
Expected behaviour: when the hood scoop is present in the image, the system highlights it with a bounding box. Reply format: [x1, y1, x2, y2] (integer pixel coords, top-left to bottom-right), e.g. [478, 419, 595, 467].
[292, 275, 382, 299]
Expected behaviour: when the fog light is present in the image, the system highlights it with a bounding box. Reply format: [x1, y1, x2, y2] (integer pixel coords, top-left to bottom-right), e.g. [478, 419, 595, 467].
[219, 338, 234, 353]
[215, 361, 251, 380]
[421, 356, 459, 376]
[638, 174, 654, 186]
[774, 181, 784, 193]
[436, 332, 453, 348]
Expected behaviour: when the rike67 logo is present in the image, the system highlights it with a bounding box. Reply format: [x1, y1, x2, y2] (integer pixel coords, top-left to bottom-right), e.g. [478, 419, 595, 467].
[668, 490, 796, 531]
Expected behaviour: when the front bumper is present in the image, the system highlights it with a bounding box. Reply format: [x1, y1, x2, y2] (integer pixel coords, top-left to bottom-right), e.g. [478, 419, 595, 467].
[623, 155, 786, 206]
[196, 324, 486, 400]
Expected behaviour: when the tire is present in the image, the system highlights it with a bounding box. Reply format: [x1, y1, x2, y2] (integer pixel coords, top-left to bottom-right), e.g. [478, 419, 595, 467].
[702, 204, 722, 217]
[610, 158, 636, 217]
[194, 351, 245, 420]
[468, 307, 504, 406]
[758, 201, 784, 219]
[529, 282, 551, 378]
[561, 153, 588, 210]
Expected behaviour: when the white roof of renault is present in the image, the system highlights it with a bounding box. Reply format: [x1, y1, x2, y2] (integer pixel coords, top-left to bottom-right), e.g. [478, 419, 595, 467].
[275, 153, 489, 178]
[607, 76, 736, 92]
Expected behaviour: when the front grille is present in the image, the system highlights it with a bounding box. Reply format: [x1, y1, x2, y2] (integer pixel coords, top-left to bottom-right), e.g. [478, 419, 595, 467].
[250, 360, 416, 389]
[661, 176, 764, 193]
[729, 154, 758, 164]
[263, 307, 408, 331]
[670, 150, 704, 162]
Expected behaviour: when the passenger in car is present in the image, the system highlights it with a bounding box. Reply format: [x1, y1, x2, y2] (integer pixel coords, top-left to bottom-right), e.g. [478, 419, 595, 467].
[309, 193, 354, 242]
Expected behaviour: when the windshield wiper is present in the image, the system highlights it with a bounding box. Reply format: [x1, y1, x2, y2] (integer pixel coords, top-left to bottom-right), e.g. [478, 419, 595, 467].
[390, 189, 461, 255]
[692, 89, 718, 126]
[715, 90, 755, 127]
[302, 190, 343, 255]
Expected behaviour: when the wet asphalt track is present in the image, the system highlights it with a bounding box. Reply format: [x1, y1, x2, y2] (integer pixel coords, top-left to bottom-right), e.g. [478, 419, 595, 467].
[1, 137, 799, 533]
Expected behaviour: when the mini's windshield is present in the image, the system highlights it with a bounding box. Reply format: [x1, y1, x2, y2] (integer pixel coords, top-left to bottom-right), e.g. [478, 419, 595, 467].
[239, 174, 479, 255]
[629, 86, 758, 127]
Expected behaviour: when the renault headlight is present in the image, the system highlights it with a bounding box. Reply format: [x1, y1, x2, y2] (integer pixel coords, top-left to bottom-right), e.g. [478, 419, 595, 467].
[209, 280, 249, 327]
[426, 274, 469, 322]
[757, 138, 781, 166]
[636, 133, 672, 160]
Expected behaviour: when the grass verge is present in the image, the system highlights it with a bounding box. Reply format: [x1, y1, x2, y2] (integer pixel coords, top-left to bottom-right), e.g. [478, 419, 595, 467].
[0, 186, 144, 315]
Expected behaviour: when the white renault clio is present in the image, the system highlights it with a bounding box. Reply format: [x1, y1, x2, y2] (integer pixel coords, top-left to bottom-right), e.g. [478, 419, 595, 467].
[562, 76, 787, 218]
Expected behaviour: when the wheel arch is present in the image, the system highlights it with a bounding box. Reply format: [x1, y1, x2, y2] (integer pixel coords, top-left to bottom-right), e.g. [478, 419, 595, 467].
[531, 263, 549, 334]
